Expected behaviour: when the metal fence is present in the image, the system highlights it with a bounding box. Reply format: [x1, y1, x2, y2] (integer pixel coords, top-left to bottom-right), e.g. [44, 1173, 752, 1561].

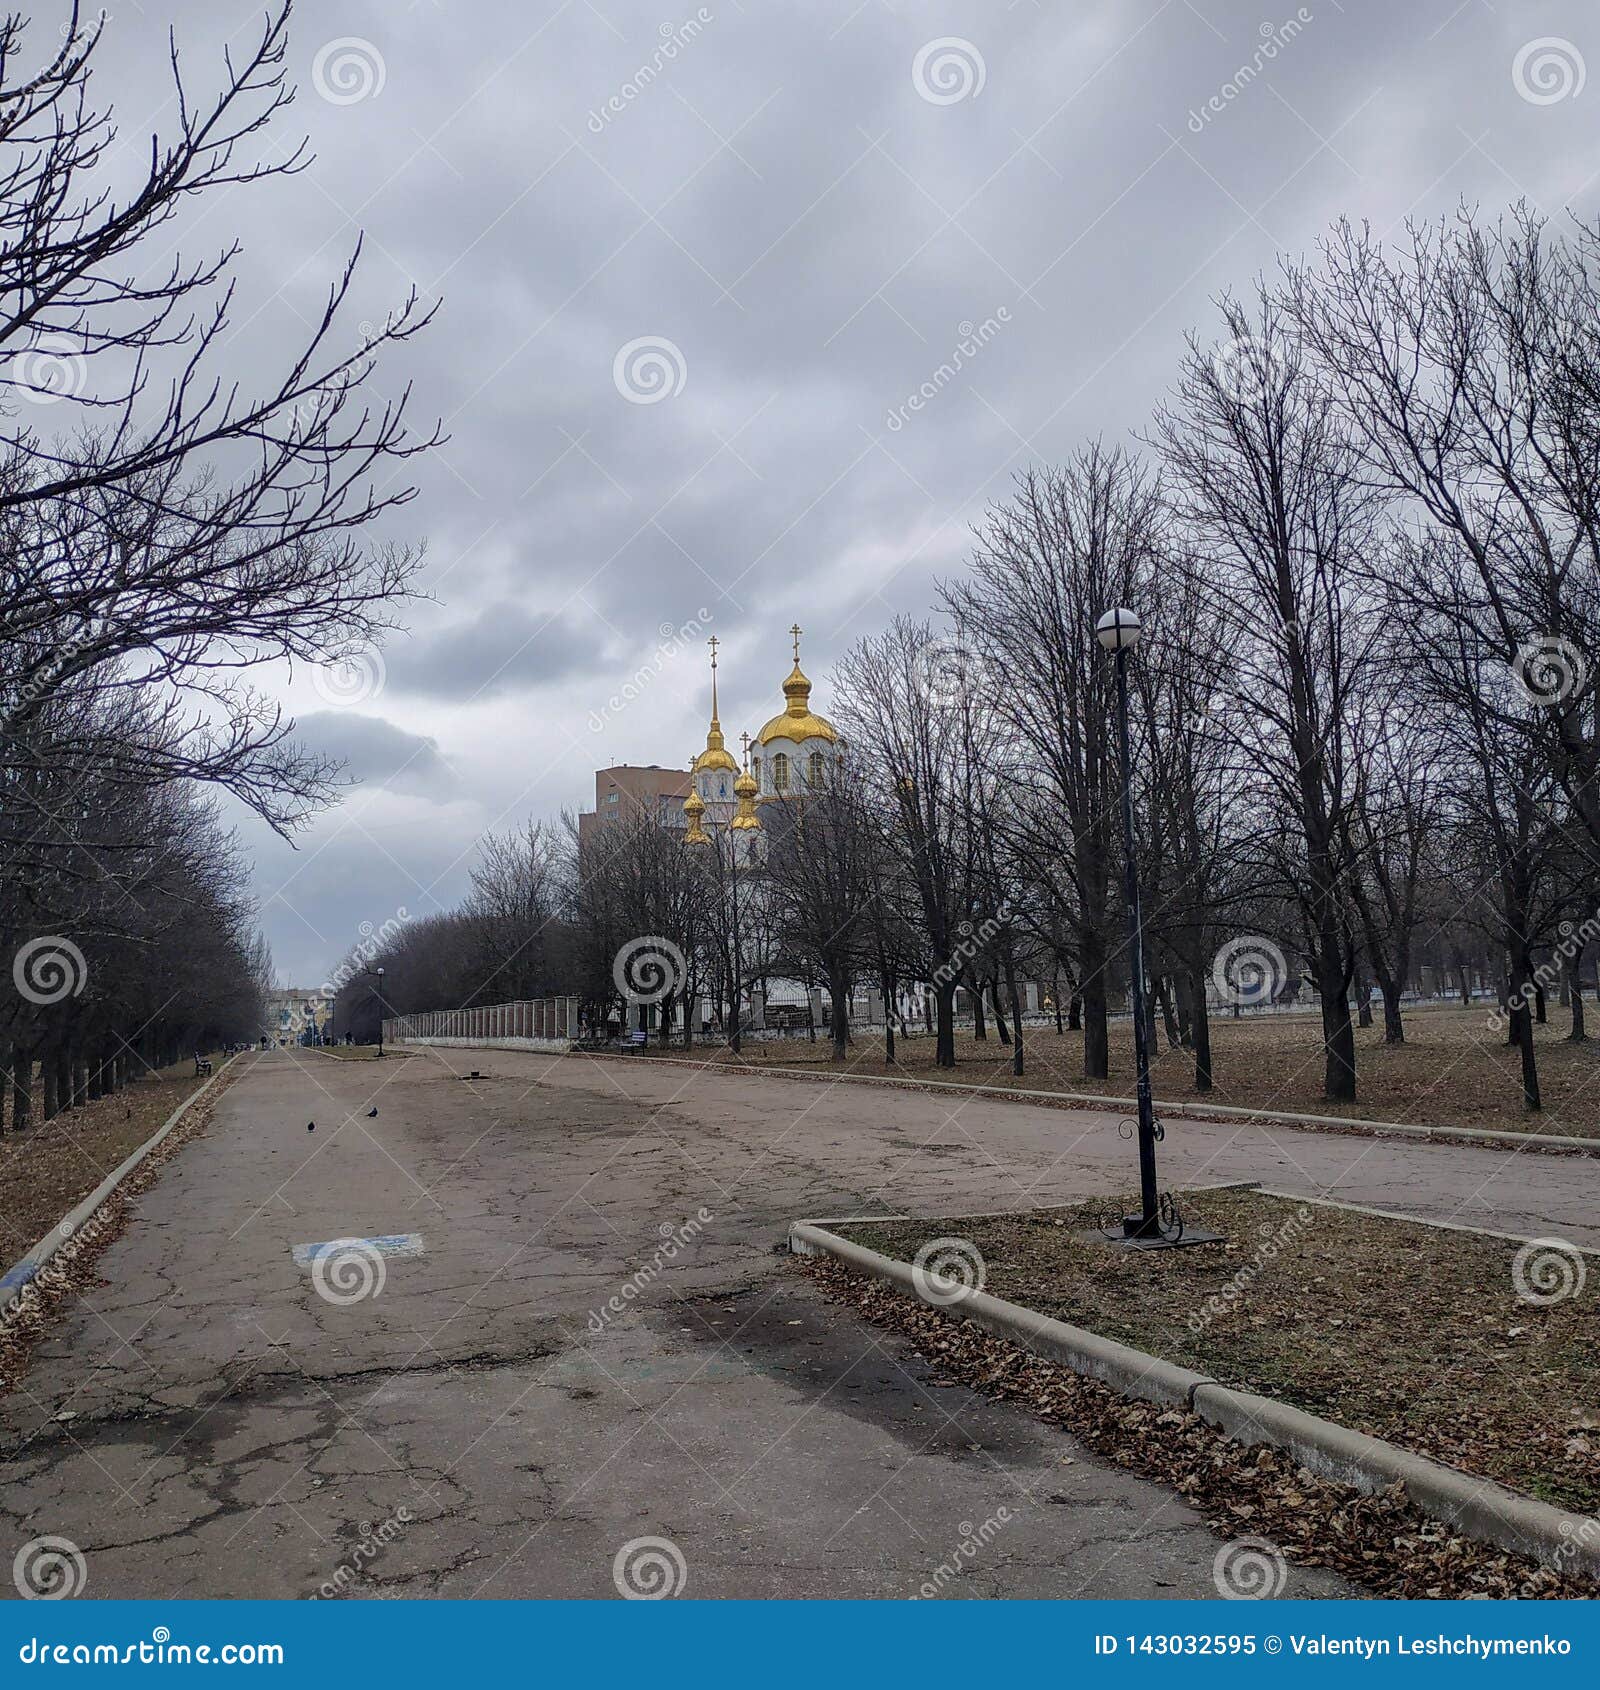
[383, 996, 579, 1049]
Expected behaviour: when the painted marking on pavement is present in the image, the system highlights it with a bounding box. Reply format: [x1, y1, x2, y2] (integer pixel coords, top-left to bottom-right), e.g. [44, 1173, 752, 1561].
[291, 1234, 425, 1267]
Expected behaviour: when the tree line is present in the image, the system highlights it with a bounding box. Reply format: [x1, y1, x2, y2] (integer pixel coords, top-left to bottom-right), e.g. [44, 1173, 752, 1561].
[1, 6, 430, 1129]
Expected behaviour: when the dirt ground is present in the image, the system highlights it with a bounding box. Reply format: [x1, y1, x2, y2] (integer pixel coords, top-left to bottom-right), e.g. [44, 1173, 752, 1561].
[0, 1059, 220, 1262]
[837, 1189, 1600, 1514]
[658, 1001, 1600, 1138]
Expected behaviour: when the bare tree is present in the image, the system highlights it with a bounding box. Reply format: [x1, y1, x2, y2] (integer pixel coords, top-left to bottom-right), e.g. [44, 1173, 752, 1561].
[1153, 292, 1379, 1102]
[835, 619, 969, 1067]
[946, 446, 1163, 1081]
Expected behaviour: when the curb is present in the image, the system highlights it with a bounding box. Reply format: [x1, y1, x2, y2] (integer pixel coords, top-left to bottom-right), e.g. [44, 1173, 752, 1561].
[789, 1217, 1600, 1580]
[0, 1054, 241, 1317]
[569, 1049, 1599, 1157]
[789, 1221, 1206, 1408]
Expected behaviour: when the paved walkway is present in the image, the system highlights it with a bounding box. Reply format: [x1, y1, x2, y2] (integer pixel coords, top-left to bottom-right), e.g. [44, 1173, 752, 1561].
[10, 1044, 1586, 1600]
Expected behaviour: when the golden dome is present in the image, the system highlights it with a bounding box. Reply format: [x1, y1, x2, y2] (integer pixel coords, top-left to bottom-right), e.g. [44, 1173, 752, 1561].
[683, 788, 710, 845]
[730, 762, 760, 831]
[692, 732, 739, 775]
[755, 626, 838, 747]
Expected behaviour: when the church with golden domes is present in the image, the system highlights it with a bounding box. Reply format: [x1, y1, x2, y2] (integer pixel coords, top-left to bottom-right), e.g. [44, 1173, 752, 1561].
[682, 626, 842, 863]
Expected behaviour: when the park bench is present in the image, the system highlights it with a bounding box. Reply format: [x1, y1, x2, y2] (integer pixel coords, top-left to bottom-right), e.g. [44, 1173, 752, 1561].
[194, 1052, 213, 1077]
[621, 1030, 648, 1052]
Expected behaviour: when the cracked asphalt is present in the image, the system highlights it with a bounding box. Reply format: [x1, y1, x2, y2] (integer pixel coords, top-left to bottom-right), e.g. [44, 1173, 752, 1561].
[4, 1043, 1591, 1600]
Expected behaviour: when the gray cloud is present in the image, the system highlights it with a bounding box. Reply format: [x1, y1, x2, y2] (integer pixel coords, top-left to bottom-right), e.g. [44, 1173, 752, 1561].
[390, 601, 600, 701]
[292, 711, 459, 800]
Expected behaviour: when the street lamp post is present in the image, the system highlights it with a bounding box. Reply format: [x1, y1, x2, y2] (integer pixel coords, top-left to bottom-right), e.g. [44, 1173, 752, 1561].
[1095, 607, 1218, 1249]
[364, 965, 386, 1058]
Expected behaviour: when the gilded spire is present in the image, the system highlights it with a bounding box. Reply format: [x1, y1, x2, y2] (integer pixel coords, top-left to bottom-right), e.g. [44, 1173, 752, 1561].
[691, 632, 738, 775]
[756, 623, 839, 748]
[731, 730, 761, 830]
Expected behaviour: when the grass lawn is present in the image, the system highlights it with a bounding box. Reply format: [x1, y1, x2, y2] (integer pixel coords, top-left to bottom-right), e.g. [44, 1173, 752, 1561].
[648, 1001, 1600, 1138]
[0, 1056, 228, 1266]
[835, 1189, 1600, 1513]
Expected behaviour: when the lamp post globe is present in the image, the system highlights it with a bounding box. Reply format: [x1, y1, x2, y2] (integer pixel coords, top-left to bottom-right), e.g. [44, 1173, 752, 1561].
[1095, 606, 1142, 653]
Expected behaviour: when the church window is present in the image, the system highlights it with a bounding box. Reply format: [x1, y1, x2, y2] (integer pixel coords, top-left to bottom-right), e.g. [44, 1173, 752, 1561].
[807, 751, 824, 787]
[772, 752, 790, 793]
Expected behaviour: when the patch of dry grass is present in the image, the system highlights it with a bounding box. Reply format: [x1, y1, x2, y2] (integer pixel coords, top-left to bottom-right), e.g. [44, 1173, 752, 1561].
[837, 1189, 1600, 1514]
[655, 1002, 1600, 1137]
[0, 1057, 224, 1264]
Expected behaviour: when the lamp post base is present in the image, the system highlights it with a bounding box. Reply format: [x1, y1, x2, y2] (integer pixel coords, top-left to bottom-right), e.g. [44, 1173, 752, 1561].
[1091, 1193, 1226, 1251]
[1104, 1217, 1226, 1251]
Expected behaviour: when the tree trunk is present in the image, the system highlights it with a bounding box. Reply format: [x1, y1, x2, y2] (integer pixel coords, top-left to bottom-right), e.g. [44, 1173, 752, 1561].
[1318, 956, 1357, 1102]
[991, 977, 1010, 1045]
[1067, 993, 1081, 1032]
[1512, 957, 1542, 1111]
[829, 967, 849, 1062]
[1156, 975, 1181, 1048]
[1187, 968, 1214, 1092]
[1380, 979, 1405, 1044]
[935, 978, 956, 1067]
[13, 1050, 34, 1132]
[971, 983, 986, 1041]
[1003, 953, 1024, 1078]
[1566, 946, 1587, 1042]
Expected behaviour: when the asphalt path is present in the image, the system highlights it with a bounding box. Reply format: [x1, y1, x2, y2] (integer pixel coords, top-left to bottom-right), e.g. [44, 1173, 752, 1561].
[11, 1042, 1582, 1599]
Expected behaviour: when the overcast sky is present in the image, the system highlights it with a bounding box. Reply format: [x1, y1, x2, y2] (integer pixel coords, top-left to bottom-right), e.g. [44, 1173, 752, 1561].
[86, 0, 1600, 985]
